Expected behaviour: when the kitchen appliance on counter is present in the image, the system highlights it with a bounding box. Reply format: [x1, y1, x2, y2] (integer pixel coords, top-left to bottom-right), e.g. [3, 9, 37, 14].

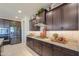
[40, 26, 47, 38]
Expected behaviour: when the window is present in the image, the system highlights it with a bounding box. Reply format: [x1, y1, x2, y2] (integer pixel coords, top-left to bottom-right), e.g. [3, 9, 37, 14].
[0, 27, 8, 34]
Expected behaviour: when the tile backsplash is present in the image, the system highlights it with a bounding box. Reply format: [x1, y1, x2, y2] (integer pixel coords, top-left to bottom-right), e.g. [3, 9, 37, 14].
[29, 31, 79, 41]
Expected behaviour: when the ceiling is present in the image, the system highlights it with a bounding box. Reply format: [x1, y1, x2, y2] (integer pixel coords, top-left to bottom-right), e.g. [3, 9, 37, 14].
[0, 3, 50, 21]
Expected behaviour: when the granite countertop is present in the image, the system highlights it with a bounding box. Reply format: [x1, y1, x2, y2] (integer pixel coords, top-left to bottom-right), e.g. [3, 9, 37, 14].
[27, 36, 79, 52]
[0, 38, 4, 46]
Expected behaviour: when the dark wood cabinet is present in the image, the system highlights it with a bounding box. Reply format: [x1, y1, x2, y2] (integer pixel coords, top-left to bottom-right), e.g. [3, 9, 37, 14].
[29, 19, 40, 31]
[62, 4, 78, 30]
[33, 39, 42, 55]
[29, 3, 79, 31]
[27, 37, 30, 47]
[42, 42, 53, 56]
[45, 3, 78, 31]
[37, 11, 46, 24]
[29, 10, 46, 31]
[78, 4, 79, 30]
[46, 11, 53, 30]
[27, 37, 79, 56]
[52, 45, 64, 56]
[27, 37, 34, 49]
[46, 5, 62, 31]
[52, 7, 62, 30]
[53, 45, 78, 56]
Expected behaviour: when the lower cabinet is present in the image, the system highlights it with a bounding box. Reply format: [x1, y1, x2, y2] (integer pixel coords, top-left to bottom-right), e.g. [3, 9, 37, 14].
[33, 40, 42, 55]
[42, 42, 53, 56]
[53, 45, 78, 56]
[27, 37, 34, 49]
[78, 52, 79, 55]
[26, 37, 79, 56]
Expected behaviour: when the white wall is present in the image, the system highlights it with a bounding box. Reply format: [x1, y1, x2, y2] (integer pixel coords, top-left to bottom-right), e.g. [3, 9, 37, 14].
[21, 16, 30, 43]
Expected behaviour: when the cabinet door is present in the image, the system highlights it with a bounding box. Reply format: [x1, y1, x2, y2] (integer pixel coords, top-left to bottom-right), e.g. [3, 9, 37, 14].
[33, 40, 42, 55]
[53, 45, 78, 56]
[62, 4, 78, 30]
[78, 52, 79, 56]
[27, 37, 30, 47]
[46, 11, 53, 30]
[38, 11, 46, 24]
[29, 19, 40, 31]
[52, 7, 62, 30]
[53, 45, 64, 56]
[27, 37, 34, 49]
[78, 4, 79, 30]
[42, 42, 53, 56]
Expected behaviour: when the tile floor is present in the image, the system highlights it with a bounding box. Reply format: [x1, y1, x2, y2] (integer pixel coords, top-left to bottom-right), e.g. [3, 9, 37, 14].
[1, 43, 38, 56]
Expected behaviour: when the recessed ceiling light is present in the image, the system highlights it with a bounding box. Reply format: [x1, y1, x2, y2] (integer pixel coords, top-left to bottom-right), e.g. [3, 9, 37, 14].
[15, 16, 18, 18]
[18, 10, 22, 13]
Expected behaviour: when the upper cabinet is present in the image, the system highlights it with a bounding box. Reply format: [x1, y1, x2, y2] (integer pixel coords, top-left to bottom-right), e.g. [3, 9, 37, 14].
[29, 3, 78, 31]
[62, 4, 78, 30]
[52, 6, 62, 30]
[46, 11, 53, 30]
[37, 10, 46, 24]
[29, 19, 40, 31]
[46, 6, 62, 31]
[78, 4, 79, 30]
[29, 10, 46, 31]
[46, 3, 78, 31]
